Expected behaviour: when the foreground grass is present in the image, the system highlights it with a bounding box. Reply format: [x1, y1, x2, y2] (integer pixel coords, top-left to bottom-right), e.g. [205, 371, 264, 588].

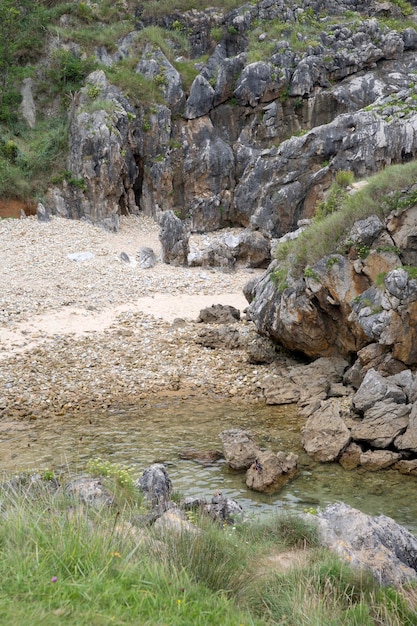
[0, 471, 416, 625]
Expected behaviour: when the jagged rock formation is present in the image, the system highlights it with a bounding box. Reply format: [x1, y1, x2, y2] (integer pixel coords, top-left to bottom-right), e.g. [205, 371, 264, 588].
[246, 204, 417, 365]
[316, 502, 417, 587]
[40, 0, 417, 265]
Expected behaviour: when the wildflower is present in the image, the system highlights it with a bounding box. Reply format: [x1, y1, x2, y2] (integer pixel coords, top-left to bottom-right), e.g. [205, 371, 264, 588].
[51, 576, 58, 583]
[177, 599, 182, 605]
[110, 551, 121, 558]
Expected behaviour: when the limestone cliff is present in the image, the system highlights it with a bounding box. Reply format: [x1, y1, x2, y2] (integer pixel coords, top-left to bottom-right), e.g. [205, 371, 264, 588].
[37, 0, 417, 242]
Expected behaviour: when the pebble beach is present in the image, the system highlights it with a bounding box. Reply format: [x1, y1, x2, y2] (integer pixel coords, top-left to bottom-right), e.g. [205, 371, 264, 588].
[0, 215, 267, 421]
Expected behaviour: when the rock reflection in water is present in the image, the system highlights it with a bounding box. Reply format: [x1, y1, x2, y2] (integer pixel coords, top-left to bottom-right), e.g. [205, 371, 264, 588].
[0, 398, 416, 532]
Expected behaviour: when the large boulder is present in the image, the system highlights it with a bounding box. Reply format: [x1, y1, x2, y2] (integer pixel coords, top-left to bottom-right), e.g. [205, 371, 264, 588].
[316, 502, 417, 587]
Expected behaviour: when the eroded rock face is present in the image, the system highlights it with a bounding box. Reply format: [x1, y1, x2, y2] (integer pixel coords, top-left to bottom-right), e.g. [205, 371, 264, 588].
[46, 70, 136, 232]
[44, 2, 417, 253]
[316, 502, 417, 587]
[245, 450, 298, 493]
[247, 206, 417, 367]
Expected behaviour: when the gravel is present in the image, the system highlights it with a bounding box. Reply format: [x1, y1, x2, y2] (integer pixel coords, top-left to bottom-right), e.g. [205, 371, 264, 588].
[0, 215, 268, 419]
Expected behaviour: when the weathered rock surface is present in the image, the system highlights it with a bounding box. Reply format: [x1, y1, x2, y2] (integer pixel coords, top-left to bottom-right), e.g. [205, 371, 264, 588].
[219, 428, 260, 470]
[301, 399, 351, 462]
[316, 502, 417, 587]
[135, 464, 172, 511]
[247, 205, 417, 367]
[245, 450, 298, 493]
[41, 1, 417, 273]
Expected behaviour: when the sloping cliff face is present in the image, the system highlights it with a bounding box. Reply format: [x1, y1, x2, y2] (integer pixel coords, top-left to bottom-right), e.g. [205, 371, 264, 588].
[44, 0, 417, 237]
[246, 206, 417, 368]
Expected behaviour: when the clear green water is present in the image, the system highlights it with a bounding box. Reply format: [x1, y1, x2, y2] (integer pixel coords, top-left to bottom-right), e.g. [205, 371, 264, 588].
[1, 398, 416, 532]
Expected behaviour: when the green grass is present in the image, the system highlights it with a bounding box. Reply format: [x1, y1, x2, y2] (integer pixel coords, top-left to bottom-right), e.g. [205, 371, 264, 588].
[0, 471, 416, 626]
[50, 21, 135, 54]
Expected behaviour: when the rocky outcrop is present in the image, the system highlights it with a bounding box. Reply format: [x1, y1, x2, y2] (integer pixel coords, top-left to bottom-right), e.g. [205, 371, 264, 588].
[247, 203, 417, 366]
[315, 502, 417, 587]
[45, 70, 138, 232]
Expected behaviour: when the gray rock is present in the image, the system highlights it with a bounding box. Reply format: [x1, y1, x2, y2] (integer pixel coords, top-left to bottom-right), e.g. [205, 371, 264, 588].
[138, 246, 157, 269]
[353, 369, 407, 413]
[351, 400, 410, 448]
[159, 210, 190, 266]
[346, 215, 385, 246]
[384, 268, 409, 299]
[197, 304, 240, 324]
[219, 428, 260, 470]
[135, 464, 172, 511]
[184, 75, 215, 120]
[204, 491, 244, 524]
[136, 44, 185, 115]
[36, 202, 50, 222]
[316, 502, 417, 587]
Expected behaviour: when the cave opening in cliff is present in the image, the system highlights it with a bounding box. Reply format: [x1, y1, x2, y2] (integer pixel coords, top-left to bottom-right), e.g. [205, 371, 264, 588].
[133, 154, 144, 210]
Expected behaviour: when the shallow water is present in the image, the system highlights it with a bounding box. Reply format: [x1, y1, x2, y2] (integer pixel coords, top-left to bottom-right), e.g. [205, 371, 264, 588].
[1, 397, 416, 532]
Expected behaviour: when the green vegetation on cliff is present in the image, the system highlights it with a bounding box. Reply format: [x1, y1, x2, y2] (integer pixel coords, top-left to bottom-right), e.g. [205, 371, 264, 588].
[274, 160, 417, 280]
[1, 0, 416, 207]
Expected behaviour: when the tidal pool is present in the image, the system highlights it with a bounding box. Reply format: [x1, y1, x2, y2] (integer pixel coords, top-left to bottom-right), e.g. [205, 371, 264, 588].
[1, 397, 416, 533]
